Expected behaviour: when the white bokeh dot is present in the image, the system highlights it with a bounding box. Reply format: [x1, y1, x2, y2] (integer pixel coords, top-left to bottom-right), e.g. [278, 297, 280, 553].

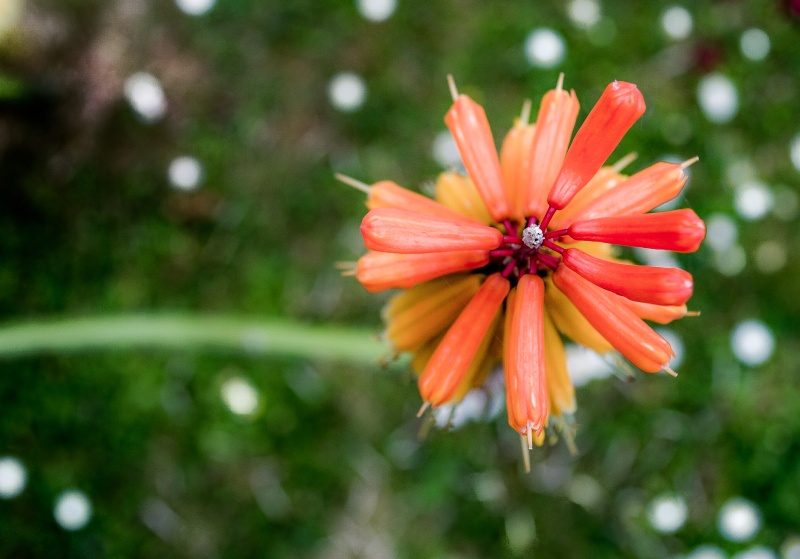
[524, 28, 566, 69]
[782, 537, 800, 559]
[356, 0, 396, 22]
[732, 547, 777, 559]
[647, 494, 688, 534]
[705, 213, 738, 253]
[432, 130, 462, 169]
[730, 321, 774, 367]
[168, 156, 204, 191]
[740, 28, 770, 61]
[175, 0, 215, 16]
[221, 377, 260, 416]
[566, 344, 612, 387]
[124, 72, 168, 123]
[661, 6, 693, 40]
[714, 245, 746, 276]
[0, 457, 27, 499]
[568, 0, 601, 29]
[687, 545, 727, 559]
[697, 73, 739, 124]
[328, 72, 367, 112]
[54, 489, 93, 531]
[790, 134, 800, 173]
[734, 181, 773, 221]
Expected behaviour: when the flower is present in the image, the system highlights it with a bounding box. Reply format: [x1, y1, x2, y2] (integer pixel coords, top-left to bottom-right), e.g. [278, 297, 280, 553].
[342, 75, 705, 466]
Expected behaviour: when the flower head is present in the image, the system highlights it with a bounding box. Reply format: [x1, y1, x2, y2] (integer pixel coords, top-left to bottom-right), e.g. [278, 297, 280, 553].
[342, 75, 705, 468]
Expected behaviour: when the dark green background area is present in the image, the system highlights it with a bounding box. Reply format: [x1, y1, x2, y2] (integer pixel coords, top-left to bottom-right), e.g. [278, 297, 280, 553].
[1, 1, 799, 557]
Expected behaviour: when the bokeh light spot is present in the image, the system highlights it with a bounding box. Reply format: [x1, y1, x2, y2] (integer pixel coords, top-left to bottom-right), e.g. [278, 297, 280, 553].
[697, 73, 739, 124]
[124, 72, 168, 123]
[740, 28, 770, 61]
[661, 6, 693, 40]
[356, 0, 396, 22]
[432, 130, 462, 169]
[524, 28, 566, 68]
[328, 72, 367, 112]
[168, 156, 204, 191]
[54, 490, 93, 531]
[730, 322, 774, 367]
[790, 134, 800, 173]
[705, 213, 738, 253]
[755, 240, 786, 274]
[0, 457, 27, 499]
[221, 377, 260, 416]
[647, 494, 688, 534]
[568, 0, 601, 29]
[175, 0, 215, 16]
[734, 181, 773, 221]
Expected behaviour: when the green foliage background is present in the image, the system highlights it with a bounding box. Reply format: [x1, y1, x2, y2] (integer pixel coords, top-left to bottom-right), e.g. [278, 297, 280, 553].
[1, 0, 799, 557]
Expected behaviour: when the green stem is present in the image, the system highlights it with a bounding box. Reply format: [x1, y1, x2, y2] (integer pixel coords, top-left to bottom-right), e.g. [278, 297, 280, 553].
[0, 314, 389, 363]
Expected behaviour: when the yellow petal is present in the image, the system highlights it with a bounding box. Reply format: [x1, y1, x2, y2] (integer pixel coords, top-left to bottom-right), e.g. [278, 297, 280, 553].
[544, 277, 613, 354]
[543, 308, 576, 416]
[434, 171, 493, 225]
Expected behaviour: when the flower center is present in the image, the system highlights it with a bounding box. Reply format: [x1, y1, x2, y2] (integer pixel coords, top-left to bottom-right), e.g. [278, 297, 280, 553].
[486, 216, 564, 284]
[521, 224, 544, 249]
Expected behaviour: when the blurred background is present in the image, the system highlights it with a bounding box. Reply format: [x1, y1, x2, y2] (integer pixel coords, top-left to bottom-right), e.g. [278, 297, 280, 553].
[1, 0, 799, 557]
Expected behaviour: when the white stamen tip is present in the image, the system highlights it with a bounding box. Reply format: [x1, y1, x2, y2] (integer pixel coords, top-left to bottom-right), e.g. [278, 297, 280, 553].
[522, 224, 544, 249]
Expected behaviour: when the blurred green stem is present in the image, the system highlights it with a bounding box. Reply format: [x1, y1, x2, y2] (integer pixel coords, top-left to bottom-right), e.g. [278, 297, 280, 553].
[0, 314, 387, 363]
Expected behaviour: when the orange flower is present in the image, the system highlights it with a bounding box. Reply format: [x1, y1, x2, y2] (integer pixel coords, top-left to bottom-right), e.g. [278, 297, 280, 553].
[342, 75, 705, 469]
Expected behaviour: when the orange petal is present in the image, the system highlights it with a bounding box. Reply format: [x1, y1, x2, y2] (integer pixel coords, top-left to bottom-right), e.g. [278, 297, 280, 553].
[360, 208, 503, 254]
[548, 81, 646, 210]
[548, 166, 626, 230]
[434, 171, 493, 224]
[552, 265, 673, 373]
[504, 275, 549, 436]
[524, 87, 580, 219]
[567, 209, 706, 252]
[500, 120, 536, 221]
[418, 273, 510, 405]
[445, 94, 511, 221]
[384, 275, 483, 352]
[562, 248, 694, 306]
[622, 300, 691, 325]
[570, 162, 687, 222]
[355, 250, 490, 292]
[366, 181, 484, 224]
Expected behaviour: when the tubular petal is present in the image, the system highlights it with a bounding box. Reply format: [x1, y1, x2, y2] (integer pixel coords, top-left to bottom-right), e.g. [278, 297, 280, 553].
[504, 275, 549, 435]
[548, 167, 626, 230]
[567, 209, 706, 252]
[548, 81, 646, 210]
[500, 122, 537, 220]
[552, 266, 674, 373]
[355, 250, 490, 292]
[562, 248, 694, 306]
[570, 162, 687, 222]
[544, 278, 613, 354]
[384, 275, 483, 351]
[418, 273, 510, 406]
[434, 172, 493, 224]
[445, 95, 511, 221]
[524, 88, 580, 218]
[450, 311, 502, 402]
[361, 208, 503, 254]
[622, 300, 691, 324]
[367, 181, 483, 224]
[543, 308, 575, 416]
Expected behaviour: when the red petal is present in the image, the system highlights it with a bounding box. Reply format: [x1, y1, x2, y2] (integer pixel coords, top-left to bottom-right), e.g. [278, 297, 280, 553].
[419, 273, 510, 405]
[445, 95, 511, 221]
[548, 81, 646, 210]
[567, 209, 706, 252]
[552, 266, 673, 373]
[355, 251, 490, 292]
[562, 248, 694, 306]
[360, 208, 503, 254]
